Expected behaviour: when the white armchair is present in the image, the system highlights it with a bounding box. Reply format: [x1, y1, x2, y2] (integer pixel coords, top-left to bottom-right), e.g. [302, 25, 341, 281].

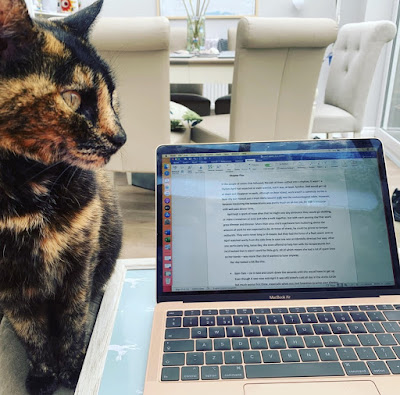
[90, 17, 191, 177]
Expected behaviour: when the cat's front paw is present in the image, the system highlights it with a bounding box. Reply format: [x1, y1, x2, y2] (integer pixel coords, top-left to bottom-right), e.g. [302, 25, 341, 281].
[26, 371, 58, 395]
[59, 368, 81, 390]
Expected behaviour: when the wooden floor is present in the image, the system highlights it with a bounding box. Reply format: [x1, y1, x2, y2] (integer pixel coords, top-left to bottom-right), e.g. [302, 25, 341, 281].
[115, 156, 400, 260]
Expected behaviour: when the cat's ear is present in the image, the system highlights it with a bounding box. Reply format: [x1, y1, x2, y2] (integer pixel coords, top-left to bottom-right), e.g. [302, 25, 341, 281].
[0, 0, 38, 61]
[62, 0, 103, 38]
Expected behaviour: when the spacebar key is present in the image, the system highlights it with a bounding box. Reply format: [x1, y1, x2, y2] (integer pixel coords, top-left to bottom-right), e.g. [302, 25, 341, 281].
[246, 362, 345, 378]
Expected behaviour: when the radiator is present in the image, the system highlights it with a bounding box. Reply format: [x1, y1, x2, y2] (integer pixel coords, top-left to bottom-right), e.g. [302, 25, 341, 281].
[203, 83, 229, 109]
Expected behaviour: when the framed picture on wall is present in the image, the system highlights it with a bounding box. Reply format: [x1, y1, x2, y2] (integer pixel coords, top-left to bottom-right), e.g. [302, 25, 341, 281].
[157, 0, 258, 19]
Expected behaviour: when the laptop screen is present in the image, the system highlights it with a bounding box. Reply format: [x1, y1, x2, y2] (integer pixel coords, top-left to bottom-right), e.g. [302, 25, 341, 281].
[156, 139, 400, 300]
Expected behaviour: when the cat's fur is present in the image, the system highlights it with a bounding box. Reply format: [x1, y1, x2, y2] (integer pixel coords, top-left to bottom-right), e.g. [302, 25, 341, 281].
[0, 0, 126, 394]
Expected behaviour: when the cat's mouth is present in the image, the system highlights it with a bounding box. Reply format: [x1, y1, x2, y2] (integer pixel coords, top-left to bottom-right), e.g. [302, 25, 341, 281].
[66, 149, 115, 170]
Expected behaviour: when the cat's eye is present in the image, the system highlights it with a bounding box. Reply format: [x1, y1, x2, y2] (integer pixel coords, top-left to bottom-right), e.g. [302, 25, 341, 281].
[62, 90, 81, 111]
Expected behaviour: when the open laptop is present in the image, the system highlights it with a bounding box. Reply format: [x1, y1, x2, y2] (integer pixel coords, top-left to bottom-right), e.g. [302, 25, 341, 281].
[144, 139, 400, 395]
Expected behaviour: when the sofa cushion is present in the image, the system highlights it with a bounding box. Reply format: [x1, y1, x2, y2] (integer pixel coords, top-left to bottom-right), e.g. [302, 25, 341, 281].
[170, 101, 203, 131]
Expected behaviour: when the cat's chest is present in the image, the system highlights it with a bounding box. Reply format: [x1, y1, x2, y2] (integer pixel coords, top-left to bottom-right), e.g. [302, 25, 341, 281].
[0, 195, 102, 297]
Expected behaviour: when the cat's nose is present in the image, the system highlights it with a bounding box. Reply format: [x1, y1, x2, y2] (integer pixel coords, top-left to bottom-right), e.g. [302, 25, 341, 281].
[108, 130, 126, 148]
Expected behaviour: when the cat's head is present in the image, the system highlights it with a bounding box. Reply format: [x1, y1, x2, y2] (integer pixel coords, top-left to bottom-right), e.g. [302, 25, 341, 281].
[0, 0, 126, 169]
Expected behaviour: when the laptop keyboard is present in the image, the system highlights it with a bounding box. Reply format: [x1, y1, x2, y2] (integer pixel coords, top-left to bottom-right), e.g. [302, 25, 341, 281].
[161, 304, 400, 381]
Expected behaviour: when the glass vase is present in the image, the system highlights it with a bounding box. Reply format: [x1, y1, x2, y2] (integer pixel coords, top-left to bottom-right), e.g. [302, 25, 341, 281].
[186, 16, 206, 53]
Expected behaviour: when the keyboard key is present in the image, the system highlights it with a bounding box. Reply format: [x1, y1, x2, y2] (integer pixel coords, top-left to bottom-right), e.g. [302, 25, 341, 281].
[202, 309, 218, 315]
[348, 323, 367, 333]
[219, 309, 235, 315]
[384, 311, 400, 321]
[374, 347, 396, 360]
[184, 310, 200, 316]
[365, 322, 384, 334]
[330, 323, 349, 334]
[296, 324, 314, 335]
[261, 350, 281, 363]
[246, 362, 345, 378]
[163, 353, 185, 366]
[254, 308, 271, 314]
[393, 346, 400, 358]
[243, 326, 261, 337]
[286, 336, 305, 348]
[226, 326, 243, 337]
[356, 347, 377, 360]
[325, 306, 341, 312]
[300, 349, 319, 362]
[367, 361, 390, 375]
[221, 365, 244, 379]
[209, 327, 225, 338]
[191, 327, 207, 338]
[289, 307, 306, 313]
[201, 366, 219, 380]
[358, 334, 378, 346]
[377, 304, 394, 310]
[233, 315, 249, 325]
[250, 337, 268, 349]
[237, 308, 253, 314]
[300, 313, 318, 323]
[181, 366, 199, 381]
[337, 348, 358, 361]
[267, 314, 283, 324]
[165, 328, 190, 339]
[382, 322, 400, 333]
[281, 349, 300, 362]
[166, 317, 181, 327]
[318, 348, 338, 361]
[283, 314, 300, 324]
[307, 307, 323, 312]
[161, 367, 179, 381]
[183, 317, 198, 327]
[217, 316, 232, 326]
[278, 325, 296, 336]
[186, 352, 204, 365]
[387, 360, 400, 374]
[268, 337, 286, 349]
[313, 324, 331, 335]
[376, 333, 396, 346]
[196, 339, 212, 351]
[224, 351, 242, 364]
[333, 312, 351, 322]
[322, 335, 341, 347]
[206, 352, 223, 364]
[317, 313, 335, 323]
[340, 334, 360, 347]
[250, 315, 266, 325]
[167, 310, 183, 317]
[350, 312, 369, 322]
[343, 361, 370, 375]
[342, 305, 359, 311]
[360, 305, 377, 311]
[261, 325, 279, 336]
[367, 311, 386, 321]
[164, 340, 194, 352]
[232, 338, 249, 350]
[243, 351, 262, 363]
[272, 308, 288, 314]
[200, 316, 215, 326]
[214, 338, 231, 350]
[305, 336, 323, 348]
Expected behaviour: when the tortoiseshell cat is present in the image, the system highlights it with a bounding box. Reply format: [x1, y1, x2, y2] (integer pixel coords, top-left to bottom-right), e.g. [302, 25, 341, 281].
[0, 0, 126, 393]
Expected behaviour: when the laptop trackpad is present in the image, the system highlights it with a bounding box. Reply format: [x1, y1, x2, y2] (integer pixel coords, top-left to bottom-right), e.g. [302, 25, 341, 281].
[244, 381, 380, 395]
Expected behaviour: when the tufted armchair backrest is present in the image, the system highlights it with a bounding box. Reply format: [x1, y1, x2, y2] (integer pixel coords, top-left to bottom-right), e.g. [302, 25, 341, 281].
[325, 21, 396, 131]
